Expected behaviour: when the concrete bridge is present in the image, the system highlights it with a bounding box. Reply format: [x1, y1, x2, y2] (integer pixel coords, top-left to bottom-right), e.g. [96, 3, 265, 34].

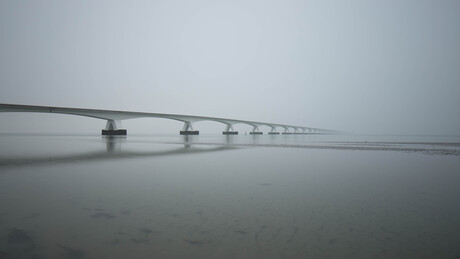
[0, 103, 335, 135]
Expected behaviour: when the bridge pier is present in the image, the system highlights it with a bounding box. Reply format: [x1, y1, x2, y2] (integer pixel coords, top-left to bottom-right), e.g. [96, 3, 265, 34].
[180, 121, 199, 135]
[268, 126, 279, 134]
[281, 127, 291, 135]
[102, 120, 127, 135]
[222, 124, 238, 135]
[180, 131, 199, 135]
[249, 125, 262, 135]
[223, 131, 238, 135]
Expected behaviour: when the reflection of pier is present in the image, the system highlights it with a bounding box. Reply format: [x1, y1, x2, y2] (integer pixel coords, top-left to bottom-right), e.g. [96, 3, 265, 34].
[0, 103, 337, 136]
[0, 136, 234, 168]
[105, 136, 126, 153]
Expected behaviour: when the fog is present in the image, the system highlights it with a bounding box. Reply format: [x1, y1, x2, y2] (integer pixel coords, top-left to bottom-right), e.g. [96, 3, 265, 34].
[1, 0, 459, 135]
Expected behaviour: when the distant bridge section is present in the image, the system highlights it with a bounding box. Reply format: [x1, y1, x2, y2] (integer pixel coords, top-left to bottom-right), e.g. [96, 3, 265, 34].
[0, 103, 336, 135]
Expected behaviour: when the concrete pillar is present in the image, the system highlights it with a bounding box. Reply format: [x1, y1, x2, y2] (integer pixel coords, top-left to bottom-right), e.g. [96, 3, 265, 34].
[180, 121, 199, 135]
[102, 120, 127, 135]
[222, 124, 238, 135]
[282, 127, 292, 135]
[268, 126, 279, 134]
[249, 125, 262, 135]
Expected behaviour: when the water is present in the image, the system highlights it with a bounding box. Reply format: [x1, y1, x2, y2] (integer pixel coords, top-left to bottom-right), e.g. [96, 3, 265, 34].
[1, 134, 460, 258]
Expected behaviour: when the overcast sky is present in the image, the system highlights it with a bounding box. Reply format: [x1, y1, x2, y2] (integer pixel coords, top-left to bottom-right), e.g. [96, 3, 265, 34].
[1, 0, 459, 135]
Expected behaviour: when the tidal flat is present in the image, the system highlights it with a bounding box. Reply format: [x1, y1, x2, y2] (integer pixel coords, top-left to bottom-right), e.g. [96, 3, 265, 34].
[0, 134, 459, 258]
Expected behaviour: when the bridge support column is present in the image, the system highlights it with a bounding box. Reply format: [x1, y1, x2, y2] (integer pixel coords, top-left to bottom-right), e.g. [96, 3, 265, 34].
[249, 126, 262, 135]
[180, 122, 199, 135]
[222, 124, 238, 135]
[294, 128, 305, 134]
[102, 120, 127, 135]
[282, 127, 292, 135]
[268, 126, 279, 135]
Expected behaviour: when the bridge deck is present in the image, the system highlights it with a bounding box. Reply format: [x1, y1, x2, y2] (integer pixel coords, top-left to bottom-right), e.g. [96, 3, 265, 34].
[0, 103, 333, 135]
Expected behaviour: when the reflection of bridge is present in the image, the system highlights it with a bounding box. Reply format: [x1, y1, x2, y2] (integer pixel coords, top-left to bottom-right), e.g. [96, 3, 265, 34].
[0, 136, 235, 167]
[0, 103, 335, 135]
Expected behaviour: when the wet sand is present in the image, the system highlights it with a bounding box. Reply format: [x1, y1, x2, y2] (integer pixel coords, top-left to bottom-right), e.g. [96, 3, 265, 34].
[1, 135, 459, 258]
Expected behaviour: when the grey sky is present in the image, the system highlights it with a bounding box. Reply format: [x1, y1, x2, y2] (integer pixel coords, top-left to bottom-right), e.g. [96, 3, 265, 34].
[1, 0, 459, 134]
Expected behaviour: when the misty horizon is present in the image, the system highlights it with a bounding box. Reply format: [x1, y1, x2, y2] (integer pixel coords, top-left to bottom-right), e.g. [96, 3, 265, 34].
[1, 1, 460, 135]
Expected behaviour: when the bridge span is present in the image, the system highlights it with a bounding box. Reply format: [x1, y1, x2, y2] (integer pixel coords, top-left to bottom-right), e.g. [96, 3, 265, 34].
[0, 103, 335, 135]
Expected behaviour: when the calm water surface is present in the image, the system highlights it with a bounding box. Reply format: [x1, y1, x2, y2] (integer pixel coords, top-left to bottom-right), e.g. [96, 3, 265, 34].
[0, 134, 460, 258]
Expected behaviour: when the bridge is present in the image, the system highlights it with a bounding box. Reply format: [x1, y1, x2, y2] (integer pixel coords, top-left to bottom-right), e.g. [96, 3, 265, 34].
[0, 103, 335, 135]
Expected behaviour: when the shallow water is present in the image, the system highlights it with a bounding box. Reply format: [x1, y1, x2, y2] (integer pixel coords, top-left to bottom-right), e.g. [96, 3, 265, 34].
[0, 134, 460, 258]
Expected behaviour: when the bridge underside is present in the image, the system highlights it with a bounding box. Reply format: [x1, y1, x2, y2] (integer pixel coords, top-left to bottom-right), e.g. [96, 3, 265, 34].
[0, 103, 336, 135]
